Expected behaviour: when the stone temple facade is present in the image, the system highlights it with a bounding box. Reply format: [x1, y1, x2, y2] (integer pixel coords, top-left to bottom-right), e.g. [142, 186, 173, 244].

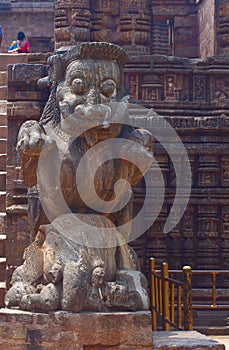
[0, 0, 229, 304]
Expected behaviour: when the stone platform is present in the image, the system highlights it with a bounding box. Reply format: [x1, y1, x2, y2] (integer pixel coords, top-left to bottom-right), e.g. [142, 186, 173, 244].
[0, 309, 153, 349]
[153, 331, 225, 350]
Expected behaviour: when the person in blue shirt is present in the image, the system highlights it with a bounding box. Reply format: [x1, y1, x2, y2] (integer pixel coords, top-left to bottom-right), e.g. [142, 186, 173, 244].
[0, 26, 3, 52]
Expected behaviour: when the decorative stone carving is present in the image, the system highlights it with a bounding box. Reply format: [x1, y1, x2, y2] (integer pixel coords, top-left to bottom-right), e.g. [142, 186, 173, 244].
[119, 0, 151, 55]
[127, 74, 139, 100]
[164, 75, 178, 101]
[213, 77, 229, 105]
[5, 42, 153, 313]
[141, 74, 163, 102]
[197, 155, 219, 187]
[221, 156, 229, 186]
[55, 0, 91, 49]
[91, 0, 120, 43]
[193, 75, 206, 101]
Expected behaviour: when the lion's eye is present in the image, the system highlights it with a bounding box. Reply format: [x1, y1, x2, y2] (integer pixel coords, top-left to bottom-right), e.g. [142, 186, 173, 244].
[101, 80, 116, 97]
[72, 78, 85, 94]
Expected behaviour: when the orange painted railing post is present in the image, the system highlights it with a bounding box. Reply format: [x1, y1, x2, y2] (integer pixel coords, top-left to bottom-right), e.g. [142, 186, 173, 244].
[161, 262, 170, 331]
[183, 265, 193, 330]
[211, 272, 217, 308]
[150, 257, 157, 331]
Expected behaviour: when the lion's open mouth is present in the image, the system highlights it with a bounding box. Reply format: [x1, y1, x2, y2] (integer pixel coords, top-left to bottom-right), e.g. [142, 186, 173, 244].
[74, 104, 112, 122]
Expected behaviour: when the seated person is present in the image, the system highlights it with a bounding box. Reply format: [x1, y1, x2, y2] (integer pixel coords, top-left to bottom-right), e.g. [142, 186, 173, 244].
[8, 31, 30, 53]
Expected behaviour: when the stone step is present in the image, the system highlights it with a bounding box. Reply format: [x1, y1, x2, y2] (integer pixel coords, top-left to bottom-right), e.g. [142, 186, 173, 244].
[0, 213, 6, 235]
[0, 126, 7, 139]
[0, 192, 6, 212]
[0, 71, 7, 86]
[0, 139, 6, 154]
[0, 258, 6, 282]
[0, 100, 7, 117]
[0, 86, 7, 101]
[153, 331, 225, 350]
[192, 308, 228, 328]
[0, 310, 153, 349]
[0, 172, 6, 191]
[0, 53, 28, 71]
[0, 113, 7, 127]
[199, 327, 229, 336]
[0, 155, 6, 171]
[208, 336, 229, 350]
[0, 235, 6, 258]
[0, 282, 5, 308]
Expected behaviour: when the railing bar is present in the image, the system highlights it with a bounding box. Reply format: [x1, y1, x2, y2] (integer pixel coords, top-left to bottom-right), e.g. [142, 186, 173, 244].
[183, 266, 193, 331]
[168, 270, 229, 274]
[150, 258, 157, 331]
[177, 285, 182, 329]
[161, 276, 183, 285]
[165, 318, 183, 330]
[172, 304, 229, 310]
[159, 278, 163, 314]
[170, 283, 175, 324]
[212, 272, 217, 308]
[155, 276, 159, 313]
[152, 271, 163, 278]
[162, 262, 170, 331]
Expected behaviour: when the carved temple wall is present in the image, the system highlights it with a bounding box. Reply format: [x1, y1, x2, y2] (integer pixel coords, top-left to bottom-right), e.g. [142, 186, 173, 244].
[5, 55, 50, 286]
[124, 55, 229, 283]
[216, 0, 229, 56]
[0, 0, 228, 57]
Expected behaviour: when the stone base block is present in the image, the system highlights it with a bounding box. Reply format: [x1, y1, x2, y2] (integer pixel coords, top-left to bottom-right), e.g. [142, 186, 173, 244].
[153, 331, 225, 350]
[0, 309, 153, 350]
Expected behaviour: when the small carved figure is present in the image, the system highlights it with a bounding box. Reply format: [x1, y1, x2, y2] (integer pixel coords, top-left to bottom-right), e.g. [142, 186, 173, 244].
[129, 75, 137, 98]
[214, 79, 229, 104]
[165, 76, 177, 101]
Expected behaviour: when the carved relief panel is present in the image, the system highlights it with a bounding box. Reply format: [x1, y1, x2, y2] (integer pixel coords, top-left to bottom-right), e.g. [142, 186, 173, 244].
[145, 205, 168, 269]
[197, 205, 219, 240]
[164, 75, 178, 101]
[140, 74, 163, 102]
[197, 155, 220, 187]
[221, 156, 229, 187]
[126, 74, 139, 100]
[193, 75, 206, 101]
[212, 76, 229, 106]
[221, 206, 229, 284]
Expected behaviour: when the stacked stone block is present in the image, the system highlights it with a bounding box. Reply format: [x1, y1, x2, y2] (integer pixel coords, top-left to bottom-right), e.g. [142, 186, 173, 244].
[0, 310, 153, 350]
[5, 54, 49, 299]
[0, 54, 34, 306]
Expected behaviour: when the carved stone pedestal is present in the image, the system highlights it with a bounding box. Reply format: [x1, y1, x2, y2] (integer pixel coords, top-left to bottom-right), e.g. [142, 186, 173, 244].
[0, 309, 153, 350]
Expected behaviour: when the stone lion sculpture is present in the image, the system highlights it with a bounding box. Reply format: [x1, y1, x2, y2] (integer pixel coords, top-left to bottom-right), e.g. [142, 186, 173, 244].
[5, 42, 154, 313]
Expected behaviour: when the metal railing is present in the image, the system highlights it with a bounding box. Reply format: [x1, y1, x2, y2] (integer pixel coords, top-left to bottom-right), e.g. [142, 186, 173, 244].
[150, 257, 193, 331]
[150, 258, 229, 331]
[169, 270, 229, 310]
